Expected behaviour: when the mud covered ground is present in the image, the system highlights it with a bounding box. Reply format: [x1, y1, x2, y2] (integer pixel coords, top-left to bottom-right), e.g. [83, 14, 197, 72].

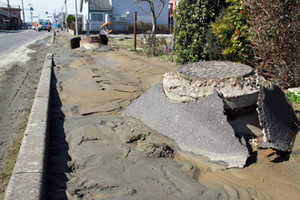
[45, 33, 300, 200]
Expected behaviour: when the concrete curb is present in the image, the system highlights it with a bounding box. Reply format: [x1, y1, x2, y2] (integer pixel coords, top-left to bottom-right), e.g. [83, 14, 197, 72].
[52, 31, 55, 44]
[4, 53, 53, 200]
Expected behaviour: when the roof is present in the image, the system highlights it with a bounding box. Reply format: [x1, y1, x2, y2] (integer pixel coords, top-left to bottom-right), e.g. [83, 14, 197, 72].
[90, 0, 111, 10]
[80, 0, 112, 12]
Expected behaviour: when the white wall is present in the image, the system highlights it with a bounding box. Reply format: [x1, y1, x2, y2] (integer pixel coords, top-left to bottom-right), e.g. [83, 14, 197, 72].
[81, 0, 169, 32]
[81, 1, 110, 31]
[112, 0, 169, 32]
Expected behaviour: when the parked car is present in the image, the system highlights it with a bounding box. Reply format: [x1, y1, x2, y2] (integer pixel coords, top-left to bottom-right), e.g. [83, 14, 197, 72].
[37, 21, 51, 32]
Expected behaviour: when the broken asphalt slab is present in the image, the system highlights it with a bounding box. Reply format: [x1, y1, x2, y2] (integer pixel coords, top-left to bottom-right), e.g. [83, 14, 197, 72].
[123, 84, 249, 168]
[258, 85, 300, 152]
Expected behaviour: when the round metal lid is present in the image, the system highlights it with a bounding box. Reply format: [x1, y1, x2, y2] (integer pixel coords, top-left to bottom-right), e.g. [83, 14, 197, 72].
[177, 61, 253, 79]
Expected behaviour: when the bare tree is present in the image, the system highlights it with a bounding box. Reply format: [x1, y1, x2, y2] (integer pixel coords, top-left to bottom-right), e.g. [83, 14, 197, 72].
[244, 0, 300, 88]
[135, 0, 166, 56]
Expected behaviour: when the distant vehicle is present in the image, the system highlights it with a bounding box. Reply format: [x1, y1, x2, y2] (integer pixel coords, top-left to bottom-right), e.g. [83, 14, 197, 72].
[37, 21, 51, 32]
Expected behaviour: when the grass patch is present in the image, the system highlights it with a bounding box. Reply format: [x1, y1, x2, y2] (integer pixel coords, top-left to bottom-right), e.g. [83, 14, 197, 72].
[286, 91, 300, 104]
[109, 37, 176, 62]
[0, 107, 30, 195]
[109, 38, 135, 50]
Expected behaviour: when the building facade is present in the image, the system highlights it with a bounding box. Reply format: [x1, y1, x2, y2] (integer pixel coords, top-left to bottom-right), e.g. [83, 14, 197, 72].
[0, 7, 22, 30]
[80, 0, 169, 32]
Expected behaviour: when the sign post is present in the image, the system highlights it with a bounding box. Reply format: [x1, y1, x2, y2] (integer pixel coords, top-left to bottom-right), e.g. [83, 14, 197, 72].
[134, 11, 137, 50]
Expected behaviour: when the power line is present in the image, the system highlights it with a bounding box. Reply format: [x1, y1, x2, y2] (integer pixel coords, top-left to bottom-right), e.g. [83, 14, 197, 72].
[0, 1, 19, 8]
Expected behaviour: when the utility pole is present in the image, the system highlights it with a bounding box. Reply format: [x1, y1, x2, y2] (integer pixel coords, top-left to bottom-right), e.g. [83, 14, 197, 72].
[65, 0, 68, 31]
[28, 3, 33, 25]
[7, 0, 11, 29]
[54, 9, 56, 24]
[86, 0, 90, 37]
[134, 11, 137, 50]
[21, 0, 25, 28]
[75, 0, 78, 35]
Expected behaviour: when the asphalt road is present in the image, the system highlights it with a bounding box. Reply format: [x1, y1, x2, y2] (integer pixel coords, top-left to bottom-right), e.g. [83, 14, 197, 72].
[0, 29, 47, 62]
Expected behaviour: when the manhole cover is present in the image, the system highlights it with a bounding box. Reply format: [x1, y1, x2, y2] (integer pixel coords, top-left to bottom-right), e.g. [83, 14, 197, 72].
[177, 61, 253, 79]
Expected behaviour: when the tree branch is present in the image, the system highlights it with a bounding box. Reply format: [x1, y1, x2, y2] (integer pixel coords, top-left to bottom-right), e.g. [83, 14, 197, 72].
[155, 0, 165, 19]
[135, 0, 151, 15]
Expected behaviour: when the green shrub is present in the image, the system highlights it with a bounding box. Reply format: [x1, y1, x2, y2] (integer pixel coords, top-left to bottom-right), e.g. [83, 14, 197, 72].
[205, 27, 225, 61]
[211, 0, 253, 64]
[286, 92, 300, 104]
[156, 25, 169, 33]
[174, 0, 226, 64]
[126, 24, 134, 32]
[67, 15, 75, 28]
[126, 22, 152, 33]
[139, 31, 170, 57]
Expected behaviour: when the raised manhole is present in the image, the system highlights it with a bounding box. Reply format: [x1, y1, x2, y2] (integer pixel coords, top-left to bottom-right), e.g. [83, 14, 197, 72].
[177, 61, 253, 79]
[163, 61, 266, 109]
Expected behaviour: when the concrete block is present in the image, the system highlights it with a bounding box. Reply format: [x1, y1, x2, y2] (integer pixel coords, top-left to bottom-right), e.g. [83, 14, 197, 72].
[5, 173, 44, 200]
[70, 36, 81, 49]
[13, 122, 48, 173]
[123, 84, 249, 168]
[258, 85, 300, 152]
[99, 34, 108, 45]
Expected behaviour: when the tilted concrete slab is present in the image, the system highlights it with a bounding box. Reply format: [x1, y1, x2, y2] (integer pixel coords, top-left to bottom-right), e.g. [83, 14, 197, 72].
[123, 84, 249, 168]
[258, 85, 300, 152]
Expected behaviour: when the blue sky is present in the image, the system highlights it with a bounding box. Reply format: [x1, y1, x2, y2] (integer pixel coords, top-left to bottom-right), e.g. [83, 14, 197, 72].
[1, 0, 80, 22]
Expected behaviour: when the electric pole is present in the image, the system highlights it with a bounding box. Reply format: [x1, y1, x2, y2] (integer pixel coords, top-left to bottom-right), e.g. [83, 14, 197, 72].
[75, 0, 78, 35]
[28, 3, 33, 25]
[21, 0, 25, 27]
[7, 0, 11, 29]
[65, 0, 68, 31]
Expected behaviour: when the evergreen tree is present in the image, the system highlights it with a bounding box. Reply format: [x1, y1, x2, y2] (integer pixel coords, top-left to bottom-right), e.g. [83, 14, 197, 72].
[174, 0, 226, 64]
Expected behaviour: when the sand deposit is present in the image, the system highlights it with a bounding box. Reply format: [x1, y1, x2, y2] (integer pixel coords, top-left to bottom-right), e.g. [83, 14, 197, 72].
[46, 33, 300, 199]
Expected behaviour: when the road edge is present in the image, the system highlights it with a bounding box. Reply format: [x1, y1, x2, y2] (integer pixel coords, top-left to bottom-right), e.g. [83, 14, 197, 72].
[4, 53, 53, 200]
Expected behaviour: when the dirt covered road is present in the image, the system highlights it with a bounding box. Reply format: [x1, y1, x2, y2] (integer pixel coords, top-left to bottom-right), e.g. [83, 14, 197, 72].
[45, 33, 300, 199]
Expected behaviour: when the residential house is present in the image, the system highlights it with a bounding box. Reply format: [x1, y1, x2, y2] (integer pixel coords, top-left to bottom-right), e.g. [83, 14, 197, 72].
[0, 6, 22, 30]
[80, 0, 169, 32]
[0, 8, 7, 29]
[169, 0, 176, 13]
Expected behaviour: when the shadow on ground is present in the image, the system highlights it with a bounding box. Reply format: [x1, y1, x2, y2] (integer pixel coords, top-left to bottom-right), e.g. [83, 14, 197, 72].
[45, 66, 71, 199]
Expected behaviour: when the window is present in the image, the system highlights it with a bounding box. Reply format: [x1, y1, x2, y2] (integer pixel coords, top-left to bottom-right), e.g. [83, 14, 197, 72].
[91, 13, 104, 21]
[113, 14, 127, 22]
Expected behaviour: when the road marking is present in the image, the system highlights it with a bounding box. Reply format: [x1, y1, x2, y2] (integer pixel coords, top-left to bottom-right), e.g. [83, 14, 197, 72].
[0, 31, 25, 37]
